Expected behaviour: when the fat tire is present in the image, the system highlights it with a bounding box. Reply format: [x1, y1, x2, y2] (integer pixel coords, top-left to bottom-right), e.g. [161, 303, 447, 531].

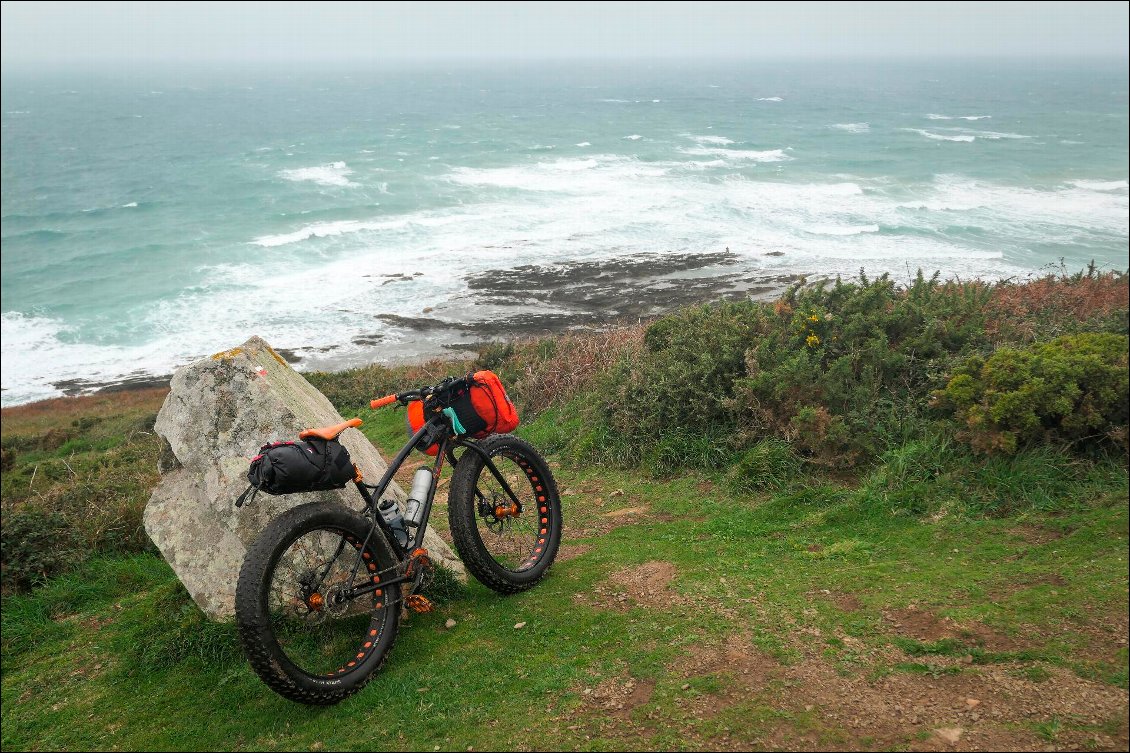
[448, 434, 563, 594]
[235, 502, 400, 705]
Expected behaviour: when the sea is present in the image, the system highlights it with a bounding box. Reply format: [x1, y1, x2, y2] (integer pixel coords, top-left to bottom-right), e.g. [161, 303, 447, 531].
[2, 59, 1127, 406]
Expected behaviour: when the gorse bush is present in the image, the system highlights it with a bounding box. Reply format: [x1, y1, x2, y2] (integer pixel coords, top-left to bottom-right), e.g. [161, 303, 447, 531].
[934, 332, 1129, 454]
[734, 272, 990, 463]
[597, 272, 993, 466]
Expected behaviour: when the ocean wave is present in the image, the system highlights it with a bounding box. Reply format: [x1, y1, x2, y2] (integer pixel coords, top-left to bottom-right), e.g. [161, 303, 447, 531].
[624, 134, 643, 140]
[905, 129, 976, 143]
[679, 146, 792, 162]
[831, 123, 870, 133]
[575, 141, 591, 147]
[279, 161, 357, 187]
[252, 219, 406, 247]
[927, 114, 991, 120]
[1069, 179, 1128, 191]
[689, 134, 734, 145]
[446, 155, 666, 191]
[677, 159, 729, 170]
[805, 224, 880, 236]
[121, 202, 138, 208]
[756, 97, 783, 102]
[967, 130, 1031, 140]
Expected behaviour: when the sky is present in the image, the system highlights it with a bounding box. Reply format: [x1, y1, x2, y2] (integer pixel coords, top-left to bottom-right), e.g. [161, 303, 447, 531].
[1, 1, 1128, 66]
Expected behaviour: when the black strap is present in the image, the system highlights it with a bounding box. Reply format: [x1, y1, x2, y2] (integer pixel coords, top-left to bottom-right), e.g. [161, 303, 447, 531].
[235, 483, 260, 508]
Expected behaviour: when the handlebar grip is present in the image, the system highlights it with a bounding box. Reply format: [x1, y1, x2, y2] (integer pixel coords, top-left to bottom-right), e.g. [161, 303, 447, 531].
[370, 394, 398, 409]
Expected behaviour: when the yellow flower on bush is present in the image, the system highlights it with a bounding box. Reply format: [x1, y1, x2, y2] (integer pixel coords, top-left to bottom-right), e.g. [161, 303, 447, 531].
[806, 334, 821, 347]
[808, 314, 820, 322]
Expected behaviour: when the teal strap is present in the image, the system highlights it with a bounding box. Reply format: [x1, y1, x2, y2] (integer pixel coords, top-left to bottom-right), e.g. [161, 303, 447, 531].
[443, 407, 467, 435]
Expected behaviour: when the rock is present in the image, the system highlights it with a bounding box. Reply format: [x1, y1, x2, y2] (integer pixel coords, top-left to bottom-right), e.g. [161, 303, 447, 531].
[445, 618, 458, 629]
[514, 621, 527, 629]
[934, 727, 964, 744]
[966, 698, 981, 708]
[143, 335, 464, 620]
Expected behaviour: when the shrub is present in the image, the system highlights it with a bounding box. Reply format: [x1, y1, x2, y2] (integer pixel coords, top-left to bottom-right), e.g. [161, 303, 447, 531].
[0, 506, 76, 591]
[934, 333, 1129, 454]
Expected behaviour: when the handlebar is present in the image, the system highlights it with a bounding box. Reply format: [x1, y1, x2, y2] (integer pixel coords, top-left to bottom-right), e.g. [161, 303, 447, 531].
[370, 394, 398, 409]
[369, 374, 473, 411]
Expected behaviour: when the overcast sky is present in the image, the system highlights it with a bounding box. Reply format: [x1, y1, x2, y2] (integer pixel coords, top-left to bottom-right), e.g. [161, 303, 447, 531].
[2, 1, 1128, 67]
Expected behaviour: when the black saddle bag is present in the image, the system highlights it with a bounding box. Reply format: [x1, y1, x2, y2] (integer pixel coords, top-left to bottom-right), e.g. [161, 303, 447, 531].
[235, 437, 356, 507]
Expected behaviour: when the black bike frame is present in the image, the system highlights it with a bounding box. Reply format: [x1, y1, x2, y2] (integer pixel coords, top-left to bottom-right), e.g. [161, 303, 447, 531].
[350, 413, 526, 562]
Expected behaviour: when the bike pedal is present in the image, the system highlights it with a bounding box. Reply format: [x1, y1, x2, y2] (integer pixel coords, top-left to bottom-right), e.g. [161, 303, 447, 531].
[405, 594, 434, 613]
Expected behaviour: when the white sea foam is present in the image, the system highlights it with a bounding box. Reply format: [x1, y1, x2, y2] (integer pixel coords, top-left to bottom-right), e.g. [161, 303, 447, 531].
[805, 224, 880, 236]
[690, 134, 734, 145]
[906, 129, 976, 142]
[678, 159, 729, 170]
[831, 123, 870, 133]
[624, 134, 643, 140]
[121, 202, 138, 208]
[279, 161, 357, 187]
[1069, 179, 1128, 191]
[679, 146, 792, 162]
[575, 142, 591, 147]
[966, 130, 1031, 140]
[756, 97, 783, 102]
[253, 219, 406, 247]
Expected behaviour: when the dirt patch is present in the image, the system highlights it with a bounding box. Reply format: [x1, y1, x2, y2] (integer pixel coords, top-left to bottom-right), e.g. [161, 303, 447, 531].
[580, 675, 657, 718]
[672, 633, 781, 687]
[883, 607, 1023, 653]
[557, 622, 1128, 752]
[780, 658, 1127, 752]
[568, 498, 674, 538]
[586, 561, 687, 611]
[1010, 524, 1065, 546]
[808, 589, 862, 612]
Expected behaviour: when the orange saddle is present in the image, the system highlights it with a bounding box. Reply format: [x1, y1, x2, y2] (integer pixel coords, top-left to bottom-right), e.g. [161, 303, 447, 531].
[298, 417, 362, 441]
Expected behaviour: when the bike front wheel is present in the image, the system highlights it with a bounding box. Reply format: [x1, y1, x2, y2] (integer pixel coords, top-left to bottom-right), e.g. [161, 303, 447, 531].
[448, 434, 563, 594]
[235, 502, 400, 705]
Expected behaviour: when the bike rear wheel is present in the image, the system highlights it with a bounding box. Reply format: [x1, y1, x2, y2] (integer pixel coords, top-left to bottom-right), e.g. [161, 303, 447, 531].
[448, 434, 563, 594]
[235, 502, 400, 705]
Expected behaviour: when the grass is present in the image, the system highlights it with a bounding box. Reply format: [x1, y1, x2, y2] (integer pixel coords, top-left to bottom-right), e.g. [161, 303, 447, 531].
[2, 405, 1127, 751]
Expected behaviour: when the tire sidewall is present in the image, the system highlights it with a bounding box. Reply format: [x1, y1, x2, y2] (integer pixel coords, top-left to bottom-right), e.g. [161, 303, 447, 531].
[236, 501, 400, 703]
[448, 434, 563, 589]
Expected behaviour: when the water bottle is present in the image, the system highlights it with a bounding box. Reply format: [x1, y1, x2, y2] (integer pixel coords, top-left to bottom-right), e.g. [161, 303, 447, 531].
[377, 498, 409, 548]
[404, 469, 433, 528]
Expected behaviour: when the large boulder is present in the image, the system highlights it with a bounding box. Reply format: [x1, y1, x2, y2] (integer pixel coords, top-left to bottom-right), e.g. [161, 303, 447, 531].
[143, 335, 465, 620]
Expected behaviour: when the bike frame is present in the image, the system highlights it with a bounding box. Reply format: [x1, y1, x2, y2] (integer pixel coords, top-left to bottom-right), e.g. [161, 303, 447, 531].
[336, 411, 526, 599]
